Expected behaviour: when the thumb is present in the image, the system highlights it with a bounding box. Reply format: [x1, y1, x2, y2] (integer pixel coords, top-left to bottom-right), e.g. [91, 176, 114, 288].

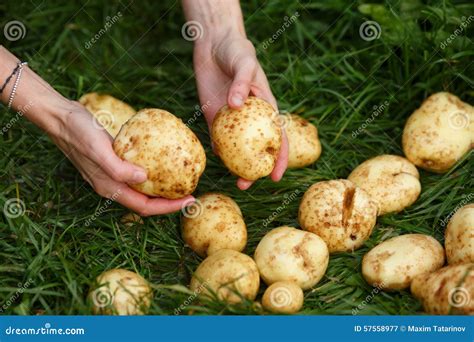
[96, 145, 148, 184]
[227, 57, 257, 108]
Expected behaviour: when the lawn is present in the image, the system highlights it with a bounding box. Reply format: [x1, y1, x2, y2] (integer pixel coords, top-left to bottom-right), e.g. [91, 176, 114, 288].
[0, 0, 473, 315]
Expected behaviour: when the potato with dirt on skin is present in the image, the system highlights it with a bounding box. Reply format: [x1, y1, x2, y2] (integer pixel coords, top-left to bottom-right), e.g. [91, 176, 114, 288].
[362, 234, 445, 291]
[89, 268, 152, 315]
[411, 263, 473, 315]
[254, 226, 329, 290]
[182, 193, 247, 257]
[262, 281, 304, 314]
[79, 92, 136, 137]
[212, 96, 281, 181]
[298, 179, 378, 253]
[402, 92, 474, 173]
[190, 249, 260, 304]
[113, 108, 206, 199]
[445, 204, 474, 265]
[348, 155, 421, 215]
[285, 114, 322, 168]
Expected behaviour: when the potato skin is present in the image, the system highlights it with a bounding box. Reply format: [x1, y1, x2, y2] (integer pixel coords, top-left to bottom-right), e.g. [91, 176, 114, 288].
[262, 281, 304, 314]
[402, 92, 473, 173]
[254, 226, 329, 290]
[298, 179, 378, 253]
[411, 263, 473, 315]
[286, 114, 321, 168]
[190, 249, 260, 304]
[212, 97, 281, 180]
[362, 234, 445, 290]
[113, 108, 206, 199]
[445, 204, 474, 265]
[79, 93, 136, 137]
[182, 193, 247, 257]
[89, 269, 152, 315]
[348, 155, 421, 215]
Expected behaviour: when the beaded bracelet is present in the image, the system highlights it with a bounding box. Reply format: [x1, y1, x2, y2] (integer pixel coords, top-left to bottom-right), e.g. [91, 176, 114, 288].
[7, 62, 28, 110]
[0, 62, 22, 95]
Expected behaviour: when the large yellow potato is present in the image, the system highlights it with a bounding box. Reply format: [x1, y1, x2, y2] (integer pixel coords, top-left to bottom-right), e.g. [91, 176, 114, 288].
[190, 249, 260, 304]
[212, 97, 281, 180]
[79, 92, 136, 137]
[362, 234, 445, 290]
[348, 155, 421, 215]
[411, 263, 473, 315]
[113, 108, 206, 199]
[402, 92, 473, 172]
[262, 281, 304, 314]
[182, 193, 247, 257]
[89, 269, 152, 315]
[285, 114, 321, 168]
[254, 226, 329, 290]
[298, 179, 378, 253]
[445, 204, 474, 264]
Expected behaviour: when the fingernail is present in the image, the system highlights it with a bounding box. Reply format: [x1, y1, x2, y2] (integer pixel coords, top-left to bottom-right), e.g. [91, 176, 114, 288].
[133, 170, 147, 183]
[231, 95, 243, 107]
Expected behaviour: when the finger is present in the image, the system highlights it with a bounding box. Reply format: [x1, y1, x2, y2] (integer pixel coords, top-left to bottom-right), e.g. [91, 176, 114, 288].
[228, 57, 256, 109]
[252, 65, 278, 110]
[271, 128, 289, 182]
[237, 178, 254, 190]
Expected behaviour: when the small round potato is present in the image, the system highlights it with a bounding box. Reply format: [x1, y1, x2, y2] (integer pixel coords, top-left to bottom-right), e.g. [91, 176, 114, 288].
[89, 269, 152, 315]
[182, 193, 247, 257]
[348, 155, 421, 215]
[402, 92, 473, 173]
[254, 226, 329, 290]
[362, 234, 445, 290]
[411, 263, 473, 315]
[262, 281, 304, 314]
[79, 92, 136, 137]
[212, 96, 282, 180]
[285, 114, 322, 168]
[113, 108, 206, 199]
[190, 249, 260, 304]
[298, 179, 378, 253]
[445, 204, 474, 265]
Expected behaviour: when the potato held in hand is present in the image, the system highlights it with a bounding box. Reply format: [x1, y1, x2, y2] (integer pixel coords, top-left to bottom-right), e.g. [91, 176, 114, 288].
[212, 97, 281, 180]
[182, 193, 247, 257]
[113, 109, 206, 199]
[411, 263, 473, 315]
[79, 92, 136, 137]
[402, 92, 474, 173]
[285, 114, 321, 168]
[445, 204, 474, 265]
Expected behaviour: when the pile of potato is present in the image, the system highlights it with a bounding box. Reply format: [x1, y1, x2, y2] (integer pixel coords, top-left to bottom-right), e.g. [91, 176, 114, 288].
[82, 91, 473, 315]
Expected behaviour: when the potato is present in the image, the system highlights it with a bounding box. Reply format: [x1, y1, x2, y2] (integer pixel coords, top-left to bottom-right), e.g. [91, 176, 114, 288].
[298, 179, 378, 253]
[445, 204, 474, 265]
[348, 155, 421, 215]
[362, 234, 445, 290]
[212, 96, 281, 180]
[190, 249, 260, 304]
[254, 226, 329, 290]
[79, 92, 136, 137]
[89, 268, 152, 315]
[120, 212, 144, 226]
[285, 114, 321, 168]
[262, 281, 304, 314]
[182, 193, 247, 257]
[402, 92, 473, 173]
[411, 263, 473, 315]
[113, 108, 206, 199]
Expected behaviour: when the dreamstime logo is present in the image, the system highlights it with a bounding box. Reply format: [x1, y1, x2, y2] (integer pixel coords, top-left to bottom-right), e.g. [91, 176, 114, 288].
[84, 189, 122, 227]
[448, 287, 470, 308]
[181, 21, 203, 41]
[3, 20, 27, 41]
[352, 101, 389, 138]
[359, 21, 381, 41]
[181, 198, 203, 219]
[261, 12, 300, 50]
[440, 16, 474, 49]
[84, 12, 123, 49]
[91, 287, 114, 308]
[92, 110, 115, 131]
[3, 198, 26, 218]
[263, 189, 300, 228]
[448, 111, 470, 130]
[270, 286, 293, 308]
[186, 100, 211, 127]
[271, 111, 292, 129]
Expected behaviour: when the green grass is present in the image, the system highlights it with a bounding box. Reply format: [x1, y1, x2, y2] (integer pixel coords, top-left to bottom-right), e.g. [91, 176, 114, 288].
[0, 0, 473, 315]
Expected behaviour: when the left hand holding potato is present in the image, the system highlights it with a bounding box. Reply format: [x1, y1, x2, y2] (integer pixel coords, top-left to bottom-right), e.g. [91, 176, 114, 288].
[183, 0, 288, 190]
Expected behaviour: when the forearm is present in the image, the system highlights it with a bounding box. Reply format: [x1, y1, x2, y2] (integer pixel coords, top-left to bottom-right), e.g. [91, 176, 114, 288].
[0, 46, 73, 135]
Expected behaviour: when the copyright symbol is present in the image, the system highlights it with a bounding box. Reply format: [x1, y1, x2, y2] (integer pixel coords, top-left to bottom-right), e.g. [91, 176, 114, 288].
[400, 325, 406, 332]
